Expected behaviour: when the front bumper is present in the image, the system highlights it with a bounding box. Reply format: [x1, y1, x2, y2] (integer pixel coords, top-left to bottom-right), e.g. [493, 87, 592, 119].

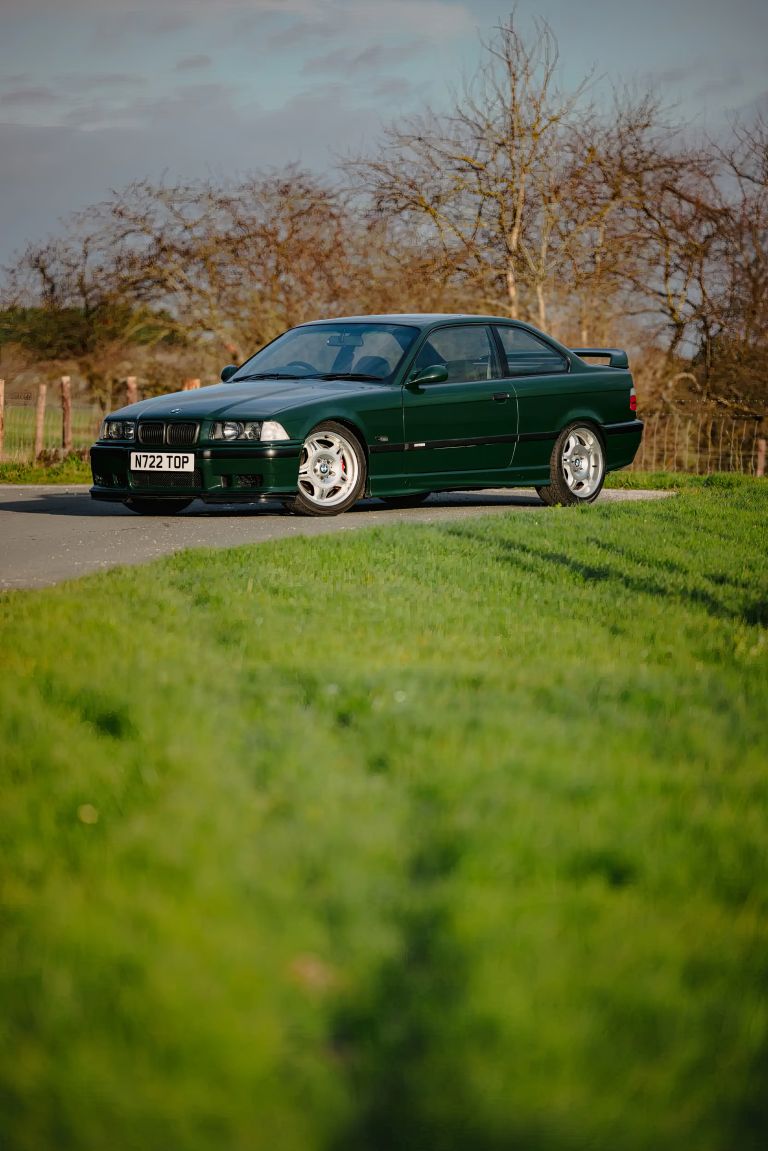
[90, 443, 302, 503]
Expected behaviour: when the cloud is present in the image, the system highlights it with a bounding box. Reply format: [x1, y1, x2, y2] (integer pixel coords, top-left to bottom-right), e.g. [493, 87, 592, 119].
[302, 46, 386, 77]
[85, 10, 194, 49]
[341, 1, 472, 38]
[3, 0, 321, 10]
[302, 40, 428, 77]
[56, 73, 145, 93]
[651, 65, 700, 86]
[0, 87, 58, 106]
[69, 1, 470, 61]
[265, 18, 337, 50]
[691, 65, 749, 104]
[149, 12, 196, 34]
[58, 82, 239, 131]
[369, 77, 419, 103]
[0, 75, 388, 264]
[5, 0, 763, 40]
[175, 55, 213, 71]
[264, 0, 472, 48]
[1, 1, 402, 13]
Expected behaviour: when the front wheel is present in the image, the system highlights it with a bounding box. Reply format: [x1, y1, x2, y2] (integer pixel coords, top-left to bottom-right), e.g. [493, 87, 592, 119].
[537, 423, 605, 506]
[288, 422, 366, 516]
[123, 498, 193, 515]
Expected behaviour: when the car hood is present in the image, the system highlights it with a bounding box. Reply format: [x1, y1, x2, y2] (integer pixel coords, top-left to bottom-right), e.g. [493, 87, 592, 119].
[110, 378, 386, 421]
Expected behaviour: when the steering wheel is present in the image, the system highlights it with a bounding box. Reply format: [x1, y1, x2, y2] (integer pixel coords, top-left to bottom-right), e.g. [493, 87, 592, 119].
[282, 360, 317, 374]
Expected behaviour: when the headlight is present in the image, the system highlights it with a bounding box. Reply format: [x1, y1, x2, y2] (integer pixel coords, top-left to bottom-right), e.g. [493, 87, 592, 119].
[209, 421, 289, 441]
[101, 420, 136, 441]
[210, 421, 261, 441]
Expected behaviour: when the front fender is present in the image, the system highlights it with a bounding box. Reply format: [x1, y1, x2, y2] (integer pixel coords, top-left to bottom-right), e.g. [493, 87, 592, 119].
[277, 390, 403, 455]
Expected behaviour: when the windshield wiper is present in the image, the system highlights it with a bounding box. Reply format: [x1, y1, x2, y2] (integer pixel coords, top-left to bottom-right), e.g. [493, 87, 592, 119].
[318, 372, 386, 382]
[232, 371, 387, 383]
[232, 372, 308, 381]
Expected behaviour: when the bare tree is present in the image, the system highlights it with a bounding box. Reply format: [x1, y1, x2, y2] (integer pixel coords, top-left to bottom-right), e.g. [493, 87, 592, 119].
[76, 168, 419, 361]
[346, 14, 592, 324]
[2, 223, 173, 405]
[718, 115, 768, 348]
[695, 113, 768, 408]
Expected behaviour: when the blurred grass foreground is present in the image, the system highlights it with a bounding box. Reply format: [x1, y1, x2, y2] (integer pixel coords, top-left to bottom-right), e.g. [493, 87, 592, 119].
[1, 478, 767, 1151]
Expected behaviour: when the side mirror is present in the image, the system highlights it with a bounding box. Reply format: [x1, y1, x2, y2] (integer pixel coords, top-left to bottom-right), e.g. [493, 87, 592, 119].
[407, 364, 449, 386]
[220, 364, 238, 383]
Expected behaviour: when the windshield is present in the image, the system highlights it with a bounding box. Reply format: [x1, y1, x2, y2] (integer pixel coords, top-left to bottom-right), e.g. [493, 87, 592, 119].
[232, 322, 420, 383]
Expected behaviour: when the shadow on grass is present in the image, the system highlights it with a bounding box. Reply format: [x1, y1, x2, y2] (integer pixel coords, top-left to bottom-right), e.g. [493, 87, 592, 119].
[449, 527, 768, 628]
[590, 537, 758, 596]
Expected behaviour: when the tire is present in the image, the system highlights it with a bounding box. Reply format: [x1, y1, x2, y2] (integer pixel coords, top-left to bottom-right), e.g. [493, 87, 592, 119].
[288, 422, 366, 516]
[380, 492, 431, 508]
[123, 498, 193, 515]
[537, 423, 605, 506]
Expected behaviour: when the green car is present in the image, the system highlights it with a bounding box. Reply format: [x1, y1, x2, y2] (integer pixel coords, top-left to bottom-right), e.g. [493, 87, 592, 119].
[90, 314, 642, 516]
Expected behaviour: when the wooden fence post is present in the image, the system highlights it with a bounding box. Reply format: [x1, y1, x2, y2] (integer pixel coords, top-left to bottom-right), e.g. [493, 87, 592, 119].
[34, 382, 47, 461]
[0, 378, 4, 460]
[182, 378, 201, 391]
[757, 438, 766, 478]
[126, 376, 138, 405]
[61, 375, 72, 454]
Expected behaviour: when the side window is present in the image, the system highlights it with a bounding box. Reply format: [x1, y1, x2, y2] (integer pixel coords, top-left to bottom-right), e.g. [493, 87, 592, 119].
[495, 326, 568, 376]
[412, 325, 500, 383]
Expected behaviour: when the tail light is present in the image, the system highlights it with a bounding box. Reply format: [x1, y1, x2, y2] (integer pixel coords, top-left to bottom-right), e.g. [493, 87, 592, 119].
[630, 386, 637, 412]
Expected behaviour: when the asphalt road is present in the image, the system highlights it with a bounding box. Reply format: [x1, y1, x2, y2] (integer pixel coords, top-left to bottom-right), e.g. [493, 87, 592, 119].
[0, 485, 672, 590]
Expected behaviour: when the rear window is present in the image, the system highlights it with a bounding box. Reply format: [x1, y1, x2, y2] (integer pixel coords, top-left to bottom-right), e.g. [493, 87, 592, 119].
[495, 326, 567, 376]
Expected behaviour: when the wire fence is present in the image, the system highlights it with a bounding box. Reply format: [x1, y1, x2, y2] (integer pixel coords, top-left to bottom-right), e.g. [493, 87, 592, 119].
[0, 403, 102, 460]
[0, 376, 203, 461]
[629, 413, 765, 475]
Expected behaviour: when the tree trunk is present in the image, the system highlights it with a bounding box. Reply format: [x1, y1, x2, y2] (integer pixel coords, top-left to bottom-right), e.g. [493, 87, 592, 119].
[61, 376, 72, 454]
[505, 266, 519, 319]
[536, 282, 547, 331]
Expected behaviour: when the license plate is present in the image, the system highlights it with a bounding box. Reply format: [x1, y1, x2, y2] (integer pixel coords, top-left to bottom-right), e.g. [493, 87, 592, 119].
[130, 452, 195, 472]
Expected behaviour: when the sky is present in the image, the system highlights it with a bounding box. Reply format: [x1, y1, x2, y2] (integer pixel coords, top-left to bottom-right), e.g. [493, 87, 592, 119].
[1, 0, 767, 267]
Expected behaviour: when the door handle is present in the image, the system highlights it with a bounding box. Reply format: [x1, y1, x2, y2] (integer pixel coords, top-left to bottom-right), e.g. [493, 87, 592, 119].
[492, 392, 510, 402]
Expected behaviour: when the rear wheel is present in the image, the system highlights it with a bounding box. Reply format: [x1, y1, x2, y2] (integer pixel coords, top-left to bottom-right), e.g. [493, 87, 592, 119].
[380, 492, 431, 508]
[288, 422, 366, 516]
[123, 498, 193, 515]
[537, 423, 605, 506]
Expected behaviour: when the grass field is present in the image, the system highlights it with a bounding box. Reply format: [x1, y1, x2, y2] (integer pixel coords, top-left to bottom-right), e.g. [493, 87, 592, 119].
[1, 478, 767, 1150]
[0, 452, 92, 485]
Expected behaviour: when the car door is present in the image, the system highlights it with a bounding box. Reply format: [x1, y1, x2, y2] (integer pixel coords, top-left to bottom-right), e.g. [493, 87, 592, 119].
[401, 324, 517, 480]
[492, 325, 570, 482]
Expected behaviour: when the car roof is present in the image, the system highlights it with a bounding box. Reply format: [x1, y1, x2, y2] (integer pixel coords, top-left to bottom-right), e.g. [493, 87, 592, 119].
[298, 313, 521, 328]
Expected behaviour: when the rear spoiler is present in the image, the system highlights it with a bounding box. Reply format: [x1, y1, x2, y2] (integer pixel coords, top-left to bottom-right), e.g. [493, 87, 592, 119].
[571, 347, 629, 369]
